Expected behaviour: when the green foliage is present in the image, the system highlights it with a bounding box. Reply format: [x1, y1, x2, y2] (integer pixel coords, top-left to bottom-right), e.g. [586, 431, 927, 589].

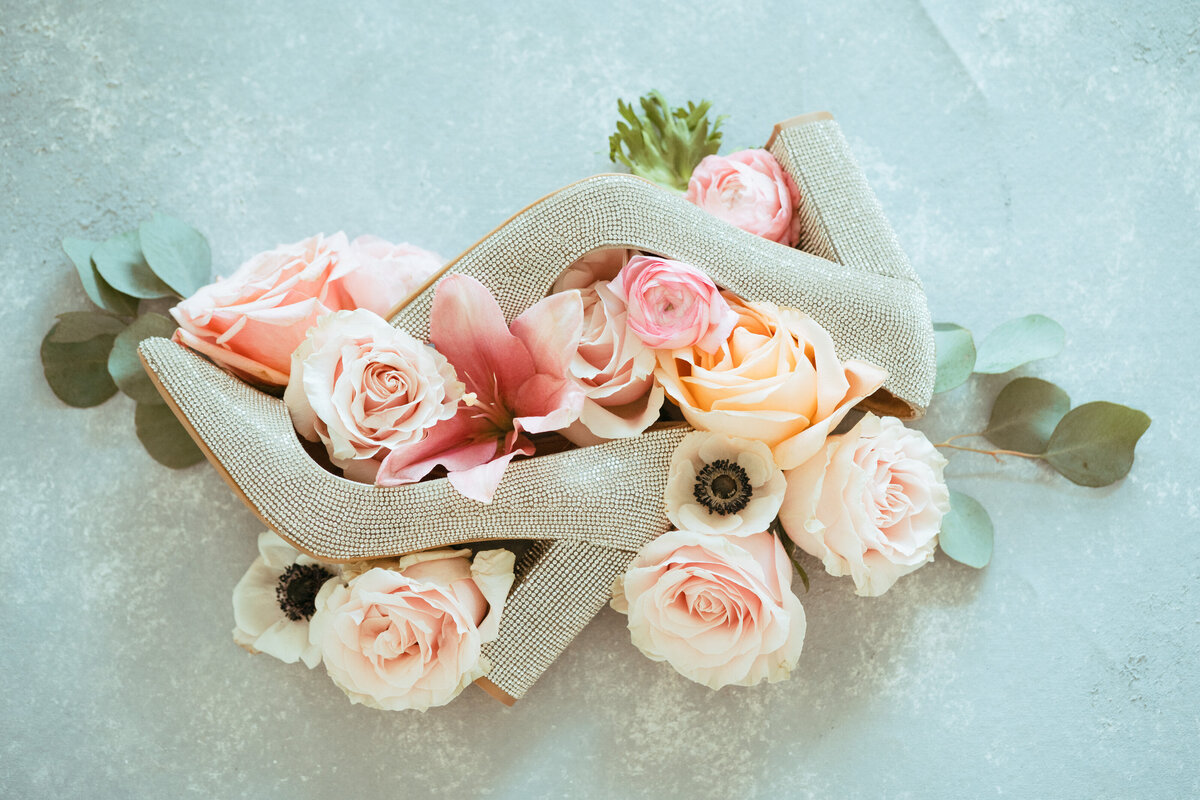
[62, 238, 140, 317]
[1043, 402, 1151, 488]
[134, 402, 205, 469]
[973, 314, 1065, 374]
[40, 318, 120, 408]
[933, 322, 976, 393]
[608, 91, 725, 192]
[46, 311, 126, 344]
[938, 490, 994, 568]
[108, 313, 177, 405]
[92, 230, 176, 300]
[139, 213, 212, 297]
[984, 377, 1071, 454]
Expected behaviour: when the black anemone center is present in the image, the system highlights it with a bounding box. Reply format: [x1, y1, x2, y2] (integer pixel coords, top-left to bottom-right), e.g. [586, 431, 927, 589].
[692, 459, 753, 515]
[276, 563, 333, 622]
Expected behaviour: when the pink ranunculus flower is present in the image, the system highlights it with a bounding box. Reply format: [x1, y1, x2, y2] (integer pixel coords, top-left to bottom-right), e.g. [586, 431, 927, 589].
[779, 413, 951, 597]
[654, 294, 888, 470]
[611, 530, 806, 690]
[308, 548, 516, 712]
[551, 248, 663, 445]
[610, 255, 736, 354]
[284, 308, 465, 483]
[341, 235, 444, 318]
[685, 149, 801, 246]
[171, 233, 441, 386]
[376, 274, 585, 502]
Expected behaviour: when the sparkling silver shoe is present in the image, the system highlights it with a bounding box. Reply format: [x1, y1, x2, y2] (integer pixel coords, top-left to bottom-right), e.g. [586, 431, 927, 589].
[139, 112, 935, 704]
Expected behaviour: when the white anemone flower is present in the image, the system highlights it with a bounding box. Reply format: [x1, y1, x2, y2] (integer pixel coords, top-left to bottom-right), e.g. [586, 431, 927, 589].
[232, 530, 337, 668]
[664, 432, 787, 537]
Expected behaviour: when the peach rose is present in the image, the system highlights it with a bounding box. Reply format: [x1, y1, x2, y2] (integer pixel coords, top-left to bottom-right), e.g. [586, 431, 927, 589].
[171, 233, 439, 386]
[610, 255, 736, 353]
[779, 414, 950, 597]
[612, 530, 806, 689]
[308, 548, 515, 711]
[685, 149, 801, 246]
[655, 295, 887, 470]
[552, 249, 663, 445]
[284, 308, 465, 483]
[341, 235, 444, 318]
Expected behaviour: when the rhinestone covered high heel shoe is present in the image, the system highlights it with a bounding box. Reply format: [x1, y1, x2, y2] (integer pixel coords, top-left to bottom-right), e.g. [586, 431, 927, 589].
[139, 112, 935, 703]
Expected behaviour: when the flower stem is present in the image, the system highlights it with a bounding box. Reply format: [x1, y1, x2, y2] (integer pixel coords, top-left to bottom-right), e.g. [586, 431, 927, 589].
[934, 442, 1043, 463]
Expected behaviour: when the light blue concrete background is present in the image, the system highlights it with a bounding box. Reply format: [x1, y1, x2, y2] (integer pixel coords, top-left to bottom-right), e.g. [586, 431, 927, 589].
[3, 1, 1198, 797]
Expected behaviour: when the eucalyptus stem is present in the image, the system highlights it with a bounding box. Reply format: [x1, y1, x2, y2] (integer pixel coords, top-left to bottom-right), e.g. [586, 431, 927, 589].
[934, 440, 1043, 463]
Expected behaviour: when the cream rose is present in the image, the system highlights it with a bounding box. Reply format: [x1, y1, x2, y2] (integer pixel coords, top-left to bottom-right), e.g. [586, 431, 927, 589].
[308, 548, 515, 711]
[664, 432, 786, 537]
[685, 149, 801, 246]
[284, 308, 465, 482]
[655, 295, 887, 470]
[779, 414, 950, 597]
[550, 249, 663, 445]
[612, 530, 806, 689]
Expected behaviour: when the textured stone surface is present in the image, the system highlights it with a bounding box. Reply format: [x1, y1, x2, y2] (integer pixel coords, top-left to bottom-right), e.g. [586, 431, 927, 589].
[2, 1, 1197, 797]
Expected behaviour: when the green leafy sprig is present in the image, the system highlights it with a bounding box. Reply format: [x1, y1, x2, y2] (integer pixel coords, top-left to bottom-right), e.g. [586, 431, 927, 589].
[930, 314, 1150, 569]
[608, 91, 726, 192]
[43, 213, 212, 469]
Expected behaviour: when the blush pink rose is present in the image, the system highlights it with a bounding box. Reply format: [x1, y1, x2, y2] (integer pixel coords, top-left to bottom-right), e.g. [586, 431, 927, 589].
[611, 530, 806, 689]
[552, 249, 663, 445]
[685, 149, 801, 246]
[779, 414, 950, 597]
[284, 308, 465, 483]
[171, 233, 441, 386]
[308, 548, 515, 711]
[655, 295, 888, 470]
[341, 235, 444, 318]
[610, 255, 736, 354]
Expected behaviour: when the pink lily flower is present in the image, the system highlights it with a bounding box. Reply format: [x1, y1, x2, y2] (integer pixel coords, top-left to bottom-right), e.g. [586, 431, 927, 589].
[375, 274, 585, 502]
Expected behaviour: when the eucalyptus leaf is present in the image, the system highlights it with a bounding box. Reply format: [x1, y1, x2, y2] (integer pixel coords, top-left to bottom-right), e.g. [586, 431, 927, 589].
[984, 377, 1071, 454]
[1043, 402, 1150, 487]
[108, 313, 177, 404]
[973, 314, 1065, 374]
[62, 238, 140, 317]
[92, 230, 176, 300]
[134, 402, 204, 469]
[139, 213, 212, 297]
[933, 322, 976, 393]
[939, 490, 994, 568]
[40, 323, 118, 408]
[47, 311, 127, 344]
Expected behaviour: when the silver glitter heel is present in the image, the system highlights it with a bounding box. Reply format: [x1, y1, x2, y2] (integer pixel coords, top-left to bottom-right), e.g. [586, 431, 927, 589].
[140, 112, 935, 703]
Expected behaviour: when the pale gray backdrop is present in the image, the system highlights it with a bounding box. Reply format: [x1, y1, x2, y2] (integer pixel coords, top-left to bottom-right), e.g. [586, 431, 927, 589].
[3, 1, 1198, 797]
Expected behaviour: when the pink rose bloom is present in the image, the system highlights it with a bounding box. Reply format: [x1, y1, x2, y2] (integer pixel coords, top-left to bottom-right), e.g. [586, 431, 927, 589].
[685, 149, 801, 246]
[552, 249, 663, 445]
[610, 255, 736, 353]
[655, 295, 887, 470]
[284, 309, 465, 483]
[779, 414, 950, 597]
[308, 548, 515, 711]
[341, 235, 444, 318]
[171, 233, 442, 386]
[612, 530, 806, 690]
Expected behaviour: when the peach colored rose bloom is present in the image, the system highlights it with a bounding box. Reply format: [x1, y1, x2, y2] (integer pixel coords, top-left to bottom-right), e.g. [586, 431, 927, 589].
[611, 255, 736, 353]
[685, 149, 801, 246]
[779, 414, 950, 597]
[552, 249, 663, 445]
[308, 548, 515, 711]
[611, 530, 805, 689]
[171, 233, 440, 386]
[655, 295, 887, 470]
[341, 235, 443, 318]
[284, 308, 465, 483]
